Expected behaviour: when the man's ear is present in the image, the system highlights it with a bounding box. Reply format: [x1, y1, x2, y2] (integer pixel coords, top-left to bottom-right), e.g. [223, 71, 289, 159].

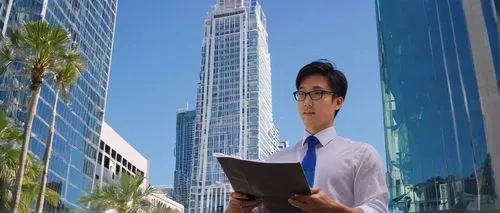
[333, 97, 344, 111]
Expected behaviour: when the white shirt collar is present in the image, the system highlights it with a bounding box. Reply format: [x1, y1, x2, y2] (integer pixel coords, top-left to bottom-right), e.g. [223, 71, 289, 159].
[302, 126, 337, 147]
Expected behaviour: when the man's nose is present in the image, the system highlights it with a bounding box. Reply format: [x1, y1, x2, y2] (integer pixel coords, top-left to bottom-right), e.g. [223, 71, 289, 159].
[303, 94, 313, 106]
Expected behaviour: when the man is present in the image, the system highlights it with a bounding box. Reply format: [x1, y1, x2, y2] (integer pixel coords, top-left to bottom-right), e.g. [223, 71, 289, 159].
[225, 60, 388, 213]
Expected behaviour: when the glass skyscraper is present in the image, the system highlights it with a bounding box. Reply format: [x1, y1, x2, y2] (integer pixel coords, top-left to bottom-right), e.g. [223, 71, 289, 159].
[376, 0, 500, 212]
[0, 0, 117, 211]
[190, 0, 280, 212]
[174, 109, 196, 208]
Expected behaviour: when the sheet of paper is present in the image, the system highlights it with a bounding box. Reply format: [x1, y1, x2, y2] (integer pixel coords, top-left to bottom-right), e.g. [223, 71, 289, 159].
[214, 153, 311, 212]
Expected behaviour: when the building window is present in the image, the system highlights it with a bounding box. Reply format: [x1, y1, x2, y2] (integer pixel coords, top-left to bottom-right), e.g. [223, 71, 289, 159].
[105, 145, 110, 154]
[99, 141, 104, 150]
[98, 153, 102, 164]
[117, 154, 122, 162]
[104, 156, 110, 169]
[111, 149, 116, 159]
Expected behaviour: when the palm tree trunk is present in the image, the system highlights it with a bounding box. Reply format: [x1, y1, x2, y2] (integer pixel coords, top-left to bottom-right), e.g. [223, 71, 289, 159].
[10, 84, 42, 213]
[35, 88, 59, 213]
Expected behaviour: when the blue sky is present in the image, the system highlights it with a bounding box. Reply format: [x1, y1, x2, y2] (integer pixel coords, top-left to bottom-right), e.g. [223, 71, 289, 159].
[104, 0, 385, 186]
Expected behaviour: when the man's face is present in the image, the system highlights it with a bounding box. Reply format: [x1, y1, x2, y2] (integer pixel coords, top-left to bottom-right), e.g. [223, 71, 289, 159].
[296, 74, 343, 133]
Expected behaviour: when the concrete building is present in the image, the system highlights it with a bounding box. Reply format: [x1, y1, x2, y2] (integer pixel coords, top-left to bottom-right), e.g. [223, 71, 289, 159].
[278, 140, 289, 150]
[149, 191, 184, 213]
[96, 122, 149, 187]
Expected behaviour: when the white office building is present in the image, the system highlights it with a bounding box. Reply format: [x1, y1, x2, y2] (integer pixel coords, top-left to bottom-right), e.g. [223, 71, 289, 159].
[278, 140, 289, 150]
[149, 192, 184, 213]
[95, 122, 149, 187]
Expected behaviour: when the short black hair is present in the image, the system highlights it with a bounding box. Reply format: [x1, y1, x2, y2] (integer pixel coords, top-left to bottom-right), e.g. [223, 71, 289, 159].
[295, 59, 348, 117]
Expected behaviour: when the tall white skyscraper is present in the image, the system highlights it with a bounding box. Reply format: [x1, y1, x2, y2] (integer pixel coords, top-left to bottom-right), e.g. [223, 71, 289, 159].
[190, 0, 279, 212]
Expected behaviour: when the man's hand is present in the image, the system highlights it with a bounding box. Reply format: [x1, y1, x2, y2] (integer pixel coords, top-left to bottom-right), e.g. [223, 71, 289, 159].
[288, 188, 363, 213]
[225, 192, 263, 213]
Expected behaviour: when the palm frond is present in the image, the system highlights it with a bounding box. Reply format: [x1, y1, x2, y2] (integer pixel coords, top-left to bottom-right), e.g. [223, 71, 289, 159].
[23, 154, 41, 182]
[0, 180, 10, 212]
[44, 188, 60, 206]
[52, 47, 85, 103]
[0, 26, 31, 77]
[19, 182, 37, 213]
[0, 126, 22, 142]
[81, 173, 154, 213]
[0, 110, 21, 144]
[0, 145, 19, 185]
[0, 47, 14, 76]
[18, 182, 60, 212]
[0, 39, 16, 76]
[61, 49, 85, 67]
[6, 27, 26, 50]
[79, 188, 118, 211]
[78, 191, 96, 206]
[24, 21, 67, 55]
[0, 110, 22, 185]
[54, 62, 78, 101]
[0, 110, 10, 133]
[151, 204, 175, 213]
[137, 198, 153, 210]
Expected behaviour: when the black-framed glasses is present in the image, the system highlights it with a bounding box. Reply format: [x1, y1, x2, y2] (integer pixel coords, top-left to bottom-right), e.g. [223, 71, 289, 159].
[293, 90, 337, 101]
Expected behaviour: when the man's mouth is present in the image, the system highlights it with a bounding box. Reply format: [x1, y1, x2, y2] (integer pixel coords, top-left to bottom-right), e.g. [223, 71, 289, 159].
[303, 111, 315, 115]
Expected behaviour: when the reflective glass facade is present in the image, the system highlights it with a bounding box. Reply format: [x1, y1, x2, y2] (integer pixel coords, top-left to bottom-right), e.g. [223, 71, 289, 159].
[0, 0, 117, 211]
[174, 110, 196, 208]
[190, 0, 279, 212]
[0, 0, 12, 34]
[376, 0, 500, 212]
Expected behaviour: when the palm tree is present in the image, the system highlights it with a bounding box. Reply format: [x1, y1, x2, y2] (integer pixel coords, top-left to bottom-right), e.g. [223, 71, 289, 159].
[0, 110, 23, 211]
[35, 41, 85, 213]
[0, 21, 73, 213]
[0, 110, 59, 213]
[79, 173, 155, 213]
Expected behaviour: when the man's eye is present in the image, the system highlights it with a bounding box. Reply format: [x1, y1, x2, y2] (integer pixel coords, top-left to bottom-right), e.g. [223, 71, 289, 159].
[311, 91, 323, 95]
